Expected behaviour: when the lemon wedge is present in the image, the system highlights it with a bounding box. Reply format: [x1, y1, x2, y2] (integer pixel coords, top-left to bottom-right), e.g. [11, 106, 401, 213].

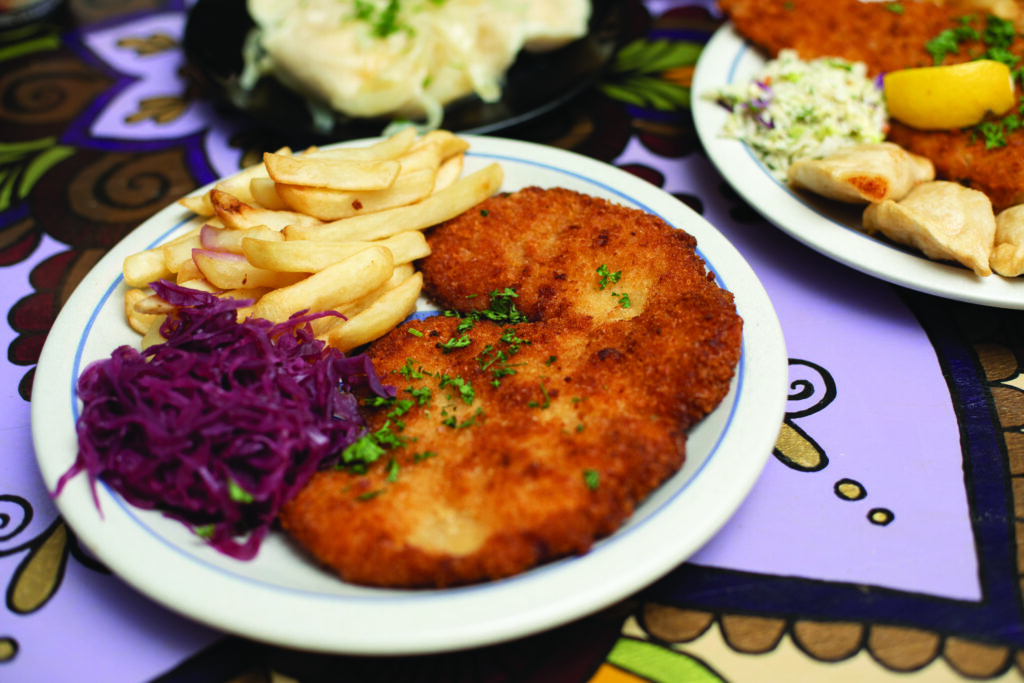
[883, 60, 1016, 130]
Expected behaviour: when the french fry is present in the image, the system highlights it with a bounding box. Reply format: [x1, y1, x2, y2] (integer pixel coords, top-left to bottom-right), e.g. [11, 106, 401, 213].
[140, 316, 168, 349]
[309, 263, 416, 337]
[176, 278, 219, 293]
[308, 127, 416, 161]
[213, 146, 291, 205]
[200, 223, 284, 254]
[124, 131, 491, 353]
[124, 248, 173, 288]
[125, 288, 162, 334]
[339, 263, 415, 317]
[395, 141, 444, 174]
[193, 249, 305, 290]
[249, 177, 289, 211]
[285, 163, 503, 241]
[162, 229, 205, 273]
[211, 189, 323, 231]
[276, 143, 442, 220]
[243, 230, 429, 272]
[275, 165, 438, 221]
[122, 225, 204, 286]
[175, 258, 203, 284]
[133, 292, 177, 315]
[178, 193, 214, 217]
[219, 286, 271, 302]
[265, 152, 401, 191]
[324, 272, 423, 352]
[412, 129, 471, 160]
[249, 246, 394, 324]
[433, 153, 464, 192]
[176, 146, 293, 215]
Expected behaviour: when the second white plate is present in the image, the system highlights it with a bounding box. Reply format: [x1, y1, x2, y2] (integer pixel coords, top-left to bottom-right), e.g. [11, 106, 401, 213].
[693, 22, 1024, 309]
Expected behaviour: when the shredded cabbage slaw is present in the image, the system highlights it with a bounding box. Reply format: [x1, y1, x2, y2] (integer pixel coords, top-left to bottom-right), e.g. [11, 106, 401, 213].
[707, 49, 888, 178]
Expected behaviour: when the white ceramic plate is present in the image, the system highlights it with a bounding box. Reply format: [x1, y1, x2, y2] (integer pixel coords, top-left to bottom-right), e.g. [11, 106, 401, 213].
[31, 136, 787, 655]
[693, 23, 1024, 309]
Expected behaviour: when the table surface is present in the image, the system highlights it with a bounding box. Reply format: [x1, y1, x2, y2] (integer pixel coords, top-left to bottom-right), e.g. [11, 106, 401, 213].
[3, 1, 1024, 681]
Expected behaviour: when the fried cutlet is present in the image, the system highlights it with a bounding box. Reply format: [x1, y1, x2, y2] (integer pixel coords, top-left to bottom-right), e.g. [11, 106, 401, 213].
[279, 188, 742, 588]
[719, 0, 1024, 210]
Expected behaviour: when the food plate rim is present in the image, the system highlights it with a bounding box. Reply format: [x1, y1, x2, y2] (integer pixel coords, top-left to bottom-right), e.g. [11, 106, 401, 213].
[692, 22, 1024, 309]
[31, 135, 787, 655]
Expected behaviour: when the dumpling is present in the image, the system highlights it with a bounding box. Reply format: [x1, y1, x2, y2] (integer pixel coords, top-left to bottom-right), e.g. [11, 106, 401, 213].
[788, 142, 935, 203]
[862, 181, 995, 276]
[990, 204, 1024, 277]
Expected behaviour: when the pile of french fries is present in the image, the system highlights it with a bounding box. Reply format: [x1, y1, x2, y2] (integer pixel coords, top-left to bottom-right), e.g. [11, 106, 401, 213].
[122, 129, 503, 352]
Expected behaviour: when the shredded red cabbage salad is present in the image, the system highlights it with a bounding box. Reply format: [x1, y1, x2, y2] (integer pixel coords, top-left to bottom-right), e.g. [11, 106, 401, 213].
[56, 280, 394, 559]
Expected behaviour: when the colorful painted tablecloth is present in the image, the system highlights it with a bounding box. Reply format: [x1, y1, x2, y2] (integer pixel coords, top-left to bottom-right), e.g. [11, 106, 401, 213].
[3, 1, 1024, 681]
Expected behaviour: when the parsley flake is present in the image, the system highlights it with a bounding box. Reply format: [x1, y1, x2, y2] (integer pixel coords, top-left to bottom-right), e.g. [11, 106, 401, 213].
[228, 479, 254, 504]
[438, 334, 472, 353]
[596, 264, 622, 290]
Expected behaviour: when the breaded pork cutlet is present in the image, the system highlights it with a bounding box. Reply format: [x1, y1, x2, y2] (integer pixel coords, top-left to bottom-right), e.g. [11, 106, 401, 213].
[280, 188, 742, 588]
[720, 0, 1024, 211]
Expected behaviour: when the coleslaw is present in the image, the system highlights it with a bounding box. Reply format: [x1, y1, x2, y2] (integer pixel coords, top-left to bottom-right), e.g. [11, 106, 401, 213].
[706, 49, 888, 178]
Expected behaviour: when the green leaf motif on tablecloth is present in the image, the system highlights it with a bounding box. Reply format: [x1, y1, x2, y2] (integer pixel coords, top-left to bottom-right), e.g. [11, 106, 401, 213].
[0, 22, 60, 62]
[599, 39, 703, 111]
[0, 139, 75, 212]
[606, 637, 724, 682]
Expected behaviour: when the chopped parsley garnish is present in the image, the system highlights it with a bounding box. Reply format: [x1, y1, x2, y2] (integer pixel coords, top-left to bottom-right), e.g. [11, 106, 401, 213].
[439, 373, 475, 405]
[499, 327, 529, 352]
[373, 420, 406, 448]
[227, 479, 254, 504]
[389, 398, 414, 414]
[358, 489, 386, 501]
[353, 0, 374, 21]
[583, 469, 600, 490]
[353, 0, 409, 39]
[437, 334, 472, 353]
[413, 450, 438, 462]
[440, 406, 483, 429]
[371, 0, 402, 37]
[528, 380, 551, 409]
[405, 385, 433, 406]
[395, 357, 424, 379]
[339, 434, 386, 469]
[480, 209, 489, 216]
[457, 407, 485, 428]
[386, 458, 400, 482]
[545, 355, 557, 366]
[407, 327, 424, 337]
[596, 264, 622, 290]
[884, 2, 904, 13]
[925, 19, 980, 65]
[478, 288, 527, 324]
[597, 265, 631, 307]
